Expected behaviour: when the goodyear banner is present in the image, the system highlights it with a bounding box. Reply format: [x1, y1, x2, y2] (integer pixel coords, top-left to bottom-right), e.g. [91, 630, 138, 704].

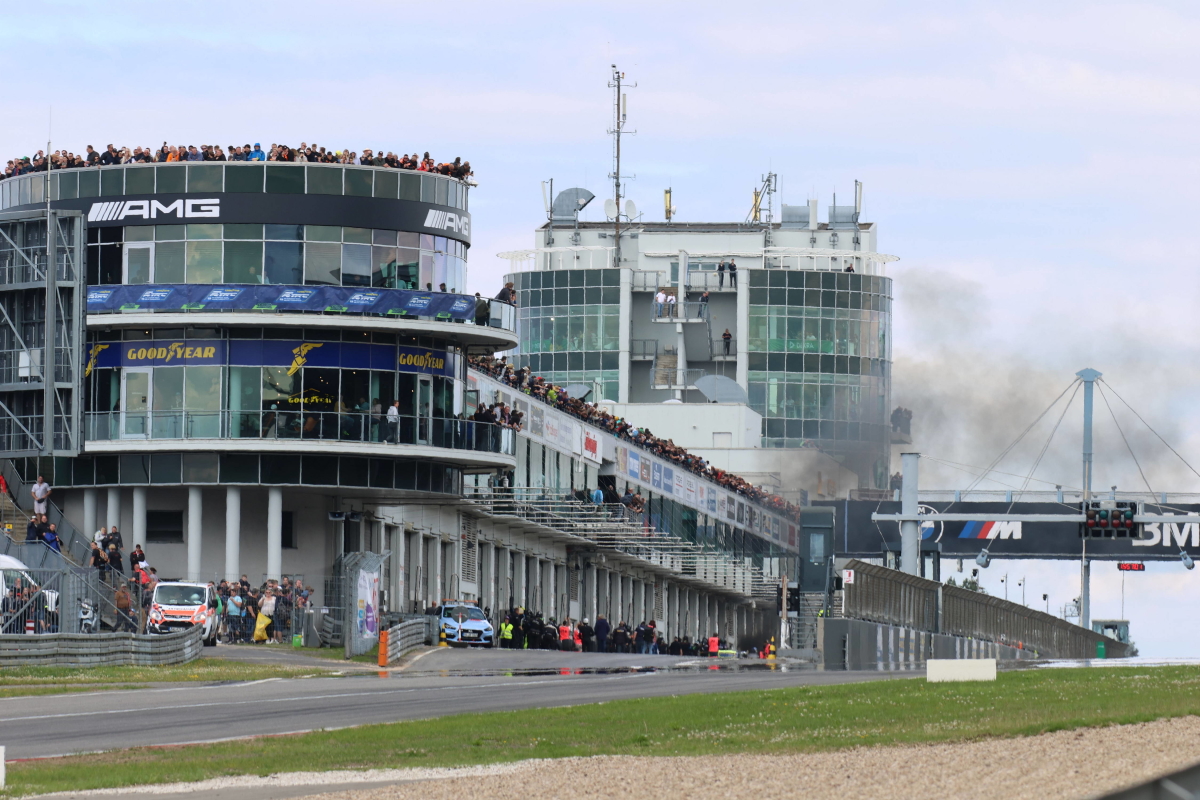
[89, 338, 452, 376]
[86, 284, 477, 320]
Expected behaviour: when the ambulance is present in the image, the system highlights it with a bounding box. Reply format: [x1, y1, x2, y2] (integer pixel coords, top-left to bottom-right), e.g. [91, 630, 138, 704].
[147, 581, 219, 646]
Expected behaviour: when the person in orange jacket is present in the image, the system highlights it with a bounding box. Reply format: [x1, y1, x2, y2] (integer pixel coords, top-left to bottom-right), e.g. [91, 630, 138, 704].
[707, 633, 720, 657]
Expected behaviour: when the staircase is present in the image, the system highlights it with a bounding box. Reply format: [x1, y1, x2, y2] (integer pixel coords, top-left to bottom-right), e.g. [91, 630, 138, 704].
[652, 352, 678, 388]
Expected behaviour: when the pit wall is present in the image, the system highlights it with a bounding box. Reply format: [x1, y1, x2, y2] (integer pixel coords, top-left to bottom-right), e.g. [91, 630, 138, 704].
[818, 617, 1036, 671]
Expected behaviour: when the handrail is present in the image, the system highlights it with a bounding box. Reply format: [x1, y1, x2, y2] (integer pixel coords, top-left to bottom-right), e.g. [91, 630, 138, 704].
[651, 301, 709, 321]
[83, 410, 516, 455]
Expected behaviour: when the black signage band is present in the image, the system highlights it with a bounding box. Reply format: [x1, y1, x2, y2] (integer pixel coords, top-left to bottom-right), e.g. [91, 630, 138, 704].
[11, 192, 471, 245]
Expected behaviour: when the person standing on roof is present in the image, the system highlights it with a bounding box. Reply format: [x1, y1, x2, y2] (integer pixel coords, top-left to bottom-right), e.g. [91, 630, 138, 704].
[728, 259, 738, 287]
[247, 143, 266, 162]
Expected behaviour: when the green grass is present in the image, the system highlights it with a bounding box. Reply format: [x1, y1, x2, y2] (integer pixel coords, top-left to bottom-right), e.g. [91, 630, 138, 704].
[0, 657, 332, 688]
[7, 665, 1200, 797]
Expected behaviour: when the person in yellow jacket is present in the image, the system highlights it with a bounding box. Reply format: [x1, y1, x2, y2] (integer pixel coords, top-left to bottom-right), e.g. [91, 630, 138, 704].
[499, 616, 514, 649]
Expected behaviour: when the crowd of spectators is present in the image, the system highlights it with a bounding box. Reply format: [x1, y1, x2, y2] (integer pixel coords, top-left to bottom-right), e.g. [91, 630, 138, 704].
[216, 575, 309, 644]
[495, 607, 732, 656]
[467, 355, 803, 522]
[5, 142, 473, 181]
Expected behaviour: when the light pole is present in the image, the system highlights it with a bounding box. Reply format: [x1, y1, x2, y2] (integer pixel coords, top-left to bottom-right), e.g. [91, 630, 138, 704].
[1018, 577, 1025, 606]
[1043, 593, 1049, 613]
[1000, 574, 1008, 601]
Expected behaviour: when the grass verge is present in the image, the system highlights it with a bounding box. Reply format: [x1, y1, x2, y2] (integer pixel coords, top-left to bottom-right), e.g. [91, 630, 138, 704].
[7, 665, 1200, 797]
[0, 657, 332, 688]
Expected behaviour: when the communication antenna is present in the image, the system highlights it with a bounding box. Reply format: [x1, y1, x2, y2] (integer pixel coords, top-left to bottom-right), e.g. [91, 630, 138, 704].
[664, 187, 676, 222]
[603, 198, 618, 220]
[624, 199, 638, 221]
[607, 65, 637, 268]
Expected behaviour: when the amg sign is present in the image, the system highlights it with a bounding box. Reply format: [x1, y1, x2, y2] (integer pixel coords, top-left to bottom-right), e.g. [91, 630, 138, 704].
[88, 199, 219, 221]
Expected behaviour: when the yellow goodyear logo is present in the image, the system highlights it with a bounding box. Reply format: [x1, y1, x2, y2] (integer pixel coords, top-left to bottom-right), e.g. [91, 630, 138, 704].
[124, 342, 218, 363]
[398, 350, 446, 372]
[287, 343, 322, 376]
[84, 343, 110, 377]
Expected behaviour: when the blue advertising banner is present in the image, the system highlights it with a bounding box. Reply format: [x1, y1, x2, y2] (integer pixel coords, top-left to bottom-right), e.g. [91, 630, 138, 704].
[89, 339, 450, 375]
[86, 284, 478, 320]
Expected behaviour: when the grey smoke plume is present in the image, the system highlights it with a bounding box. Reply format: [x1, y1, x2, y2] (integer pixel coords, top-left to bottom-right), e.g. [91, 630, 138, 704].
[891, 267, 1200, 496]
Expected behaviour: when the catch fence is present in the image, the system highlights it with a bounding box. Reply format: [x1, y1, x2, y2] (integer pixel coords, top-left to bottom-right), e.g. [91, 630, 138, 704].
[840, 559, 1129, 659]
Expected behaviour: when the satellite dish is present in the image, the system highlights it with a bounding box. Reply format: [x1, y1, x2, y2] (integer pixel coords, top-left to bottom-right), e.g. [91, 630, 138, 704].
[604, 199, 618, 220]
[625, 199, 638, 220]
[693, 375, 749, 404]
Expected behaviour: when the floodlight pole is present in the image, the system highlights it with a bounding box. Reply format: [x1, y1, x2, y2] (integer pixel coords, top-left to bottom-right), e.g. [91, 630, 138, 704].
[1077, 368, 1101, 632]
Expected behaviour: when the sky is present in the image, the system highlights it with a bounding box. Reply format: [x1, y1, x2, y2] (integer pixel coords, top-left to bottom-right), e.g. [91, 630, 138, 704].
[4, 0, 1200, 655]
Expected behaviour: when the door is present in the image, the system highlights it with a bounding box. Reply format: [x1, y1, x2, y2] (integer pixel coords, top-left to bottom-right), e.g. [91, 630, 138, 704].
[123, 243, 155, 284]
[417, 375, 432, 445]
[121, 369, 152, 438]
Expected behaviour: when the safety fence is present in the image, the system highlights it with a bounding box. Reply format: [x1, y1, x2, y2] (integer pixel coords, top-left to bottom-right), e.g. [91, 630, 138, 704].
[1, 566, 144, 635]
[0, 625, 203, 667]
[383, 618, 432, 664]
[840, 559, 1129, 659]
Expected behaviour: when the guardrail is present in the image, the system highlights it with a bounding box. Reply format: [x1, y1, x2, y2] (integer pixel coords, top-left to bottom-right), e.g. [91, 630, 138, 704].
[840, 559, 1128, 659]
[383, 618, 430, 663]
[0, 625, 202, 667]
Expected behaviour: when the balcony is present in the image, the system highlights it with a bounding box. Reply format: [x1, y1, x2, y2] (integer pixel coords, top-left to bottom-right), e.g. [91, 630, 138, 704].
[83, 410, 516, 462]
[629, 339, 658, 361]
[684, 271, 738, 292]
[709, 337, 736, 361]
[650, 301, 709, 323]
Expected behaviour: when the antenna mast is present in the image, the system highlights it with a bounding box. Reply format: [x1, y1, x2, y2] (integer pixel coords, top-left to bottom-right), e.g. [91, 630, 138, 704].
[607, 65, 635, 269]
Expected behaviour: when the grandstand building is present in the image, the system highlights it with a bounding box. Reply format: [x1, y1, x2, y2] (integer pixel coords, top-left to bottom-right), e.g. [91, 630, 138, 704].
[499, 186, 900, 500]
[0, 158, 794, 643]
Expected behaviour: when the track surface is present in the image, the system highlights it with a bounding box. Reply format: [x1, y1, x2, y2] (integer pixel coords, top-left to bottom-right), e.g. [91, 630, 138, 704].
[1, 647, 915, 759]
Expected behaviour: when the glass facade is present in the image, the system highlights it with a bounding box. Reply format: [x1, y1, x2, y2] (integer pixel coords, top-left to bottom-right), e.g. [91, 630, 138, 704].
[747, 268, 892, 487]
[1, 163, 468, 212]
[88, 224, 466, 292]
[510, 268, 621, 401]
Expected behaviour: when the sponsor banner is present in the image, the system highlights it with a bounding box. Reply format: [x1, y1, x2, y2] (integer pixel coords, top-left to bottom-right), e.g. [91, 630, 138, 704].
[396, 346, 453, 377]
[99, 340, 226, 368]
[820, 500, 1200, 560]
[86, 283, 480, 320]
[35, 191, 472, 244]
[582, 430, 601, 464]
[627, 451, 640, 480]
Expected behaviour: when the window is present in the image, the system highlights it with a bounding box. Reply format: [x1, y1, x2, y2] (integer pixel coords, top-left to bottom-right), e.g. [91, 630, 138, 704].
[282, 511, 296, 548]
[147, 510, 184, 543]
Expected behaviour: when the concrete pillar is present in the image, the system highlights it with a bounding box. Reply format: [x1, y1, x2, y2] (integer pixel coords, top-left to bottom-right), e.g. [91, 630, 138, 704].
[612, 573, 624, 623]
[585, 565, 597, 624]
[82, 488, 97, 541]
[187, 487, 202, 582]
[633, 578, 645, 623]
[106, 487, 121, 531]
[266, 487, 282, 581]
[514, 549, 526, 611]
[430, 536, 442, 603]
[132, 486, 147, 553]
[390, 524, 404, 613]
[224, 486, 241, 582]
[411, 533, 424, 610]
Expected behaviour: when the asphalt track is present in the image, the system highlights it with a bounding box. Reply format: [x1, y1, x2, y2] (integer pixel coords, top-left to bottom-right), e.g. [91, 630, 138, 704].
[0, 647, 917, 760]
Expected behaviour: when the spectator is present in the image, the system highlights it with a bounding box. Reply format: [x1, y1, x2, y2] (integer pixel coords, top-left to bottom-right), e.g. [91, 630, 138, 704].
[30, 474, 51, 515]
[107, 543, 124, 577]
[25, 515, 39, 543]
[718, 260, 726, 288]
[495, 282, 516, 305]
[722, 328, 732, 355]
[44, 524, 60, 554]
[129, 544, 147, 572]
[247, 143, 266, 162]
[728, 258, 737, 287]
[113, 584, 136, 632]
[666, 292, 676, 317]
[474, 292, 490, 326]
[654, 289, 666, 317]
[90, 542, 107, 577]
[594, 614, 610, 653]
[93, 525, 107, 546]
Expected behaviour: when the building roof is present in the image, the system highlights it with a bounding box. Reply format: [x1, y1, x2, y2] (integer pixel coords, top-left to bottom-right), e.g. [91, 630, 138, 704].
[537, 220, 875, 233]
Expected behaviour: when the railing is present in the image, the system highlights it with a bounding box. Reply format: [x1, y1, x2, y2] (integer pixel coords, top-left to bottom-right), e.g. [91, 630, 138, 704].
[685, 271, 736, 291]
[1, 461, 94, 566]
[384, 618, 431, 663]
[84, 410, 516, 455]
[710, 337, 736, 359]
[839, 559, 1129, 659]
[463, 487, 762, 597]
[0, 626, 203, 667]
[1, 161, 470, 213]
[651, 301, 709, 321]
[629, 339, 659, 360]
[631, 271, 661, 292]
[650, 368, 706, 390]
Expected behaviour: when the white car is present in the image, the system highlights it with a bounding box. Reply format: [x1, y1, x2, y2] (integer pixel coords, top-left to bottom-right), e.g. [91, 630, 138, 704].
[147, 582, 219, 646]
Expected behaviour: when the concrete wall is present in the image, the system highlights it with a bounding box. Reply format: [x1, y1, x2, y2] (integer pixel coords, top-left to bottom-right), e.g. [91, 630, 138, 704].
[818, 617, 1036, 671]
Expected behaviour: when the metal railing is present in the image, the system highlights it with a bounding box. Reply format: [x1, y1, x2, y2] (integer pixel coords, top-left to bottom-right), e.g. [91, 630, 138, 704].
[463, 487, 763, 597]
[651, 301, 709, 321]
[384, 618, 430, 663]
[0, 461, 92, 566]
[84, 410, 516, 455]
[629, 339, 659, 360]
[0, 625, 203, 667]
[839, 559, 1129, 659]
[650, 367, 706, 390]
[710, 337, 736, 359]
[685, 271, 737, 291]
[631, 271, 661, 292]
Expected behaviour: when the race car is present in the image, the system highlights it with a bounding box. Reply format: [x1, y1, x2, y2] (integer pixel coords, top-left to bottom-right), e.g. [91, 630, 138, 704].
[437, 601, 494, 647]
